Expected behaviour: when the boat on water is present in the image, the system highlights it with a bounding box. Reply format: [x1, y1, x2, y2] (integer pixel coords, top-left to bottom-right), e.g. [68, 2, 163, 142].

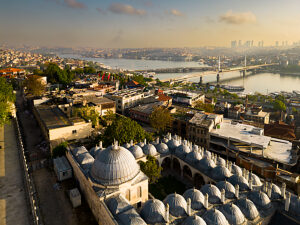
[221, 85, 245, 92]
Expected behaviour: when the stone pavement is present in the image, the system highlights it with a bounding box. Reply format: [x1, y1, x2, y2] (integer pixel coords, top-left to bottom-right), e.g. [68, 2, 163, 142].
[0, 124, 30, 225]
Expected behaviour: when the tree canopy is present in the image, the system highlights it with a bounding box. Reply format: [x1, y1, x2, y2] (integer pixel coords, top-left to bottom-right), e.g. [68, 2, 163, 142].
[43, 63, 73, 85]
[193, 101, 214, 113]
[52, 142, 68, 158]
[102, 116, 152, 146]
[0, 78, 15, 125]
[273, 99, 286, 112]
[24, 76, 46, 97]
[139, 155, 162, 184]
[150, 106, 173, 134]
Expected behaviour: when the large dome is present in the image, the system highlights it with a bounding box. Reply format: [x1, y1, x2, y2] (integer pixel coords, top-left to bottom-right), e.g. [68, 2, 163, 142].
[248, 191, 271, 209]
[231, 164, 242, 176]
[216, 181, 236, 199]
[90, 144, 140, 186]
[156, 143, 169, 154]
[228, 175, 249, 191]
[211, 166, 231, 181]
[129, 145, 144, 159]
[140, 199, 166, 224]
[143, 144, 157, 156]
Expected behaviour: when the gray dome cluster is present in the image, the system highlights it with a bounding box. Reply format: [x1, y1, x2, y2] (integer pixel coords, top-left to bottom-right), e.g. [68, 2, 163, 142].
[186, 150, 202, 164]
[220, 203, 245, 225]
[198, 157, 216, 172]
[200, 184, 221, 204]
[182, 215, 207, 225]
[163, 193, 187, 217]
[203, 208, 229, 225]
[90, 144, 140, 186]
[140, 199, 165, 224]
[236, 198, 259, 220]
[216, 181, 236, 199]
[183, 188, 204, 210]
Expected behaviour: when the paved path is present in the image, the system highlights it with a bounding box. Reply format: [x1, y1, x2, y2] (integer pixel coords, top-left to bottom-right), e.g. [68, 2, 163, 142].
[0, 124, 30, 225]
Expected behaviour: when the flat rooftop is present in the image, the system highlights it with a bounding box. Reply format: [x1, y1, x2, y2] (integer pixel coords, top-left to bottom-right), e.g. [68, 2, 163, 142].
[36, 105, 85, 129]
[210, 119, 294, 165]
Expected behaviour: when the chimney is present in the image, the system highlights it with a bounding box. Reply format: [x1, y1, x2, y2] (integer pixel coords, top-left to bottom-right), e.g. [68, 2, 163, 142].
[221, 189, 226, 203]
[281, 183, 286, 199]
[228, 161, 232, 172]
[156, 137, 159, 144]
[165, 203, 169, 223]
[249, 176, 253, 190]
[187, 198, 191, 216]
[267, 183, 272, 198]
[144, 139, 147, 145]
[235, 184, 239, 199]
[245, 170, 249, 182]
[285, 192, 291, 211]
[130, 140, 133, 147]
[99, 141, 103, 149]
[204, 193, 209, 209]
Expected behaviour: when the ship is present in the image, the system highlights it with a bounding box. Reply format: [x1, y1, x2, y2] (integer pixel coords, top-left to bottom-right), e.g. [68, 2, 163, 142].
[221, 85, 245, 92]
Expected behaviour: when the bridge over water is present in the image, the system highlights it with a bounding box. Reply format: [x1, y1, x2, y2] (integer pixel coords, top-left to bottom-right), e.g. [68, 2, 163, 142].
[159, 63, 278, 83]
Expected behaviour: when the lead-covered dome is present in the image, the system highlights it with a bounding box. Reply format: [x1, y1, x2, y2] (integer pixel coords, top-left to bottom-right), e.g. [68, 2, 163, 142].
[175, 144, 191, 157]
[248, 173, 262, 186]
[216, 157, 226, 167]
[140, 199, 166, 224]
[90, 144, 140, 186]
[182, 215, 207, 225]
[128, 145, 144, 159]
[183, 188, 204, 210]
[163, 193, 187, 217]
[200, 184, 221, 204]
[143, 144, 157, 156]
[156, 143, 169, 154]
[167, 139, 180, 150]
[211, 166, 231, 181]
[203, 208, 229, 225]
[219, 203, 245, 225]
[228, 175, 249, 191]
[186, 151, 202, 164]
[270, 183, 282, 199]
[231, 164, 242, 176]
[198, 157, 216, 172]
[216, 181, 236, 199]
[236, 198, 259, 221]
[248, 191, 271, 209]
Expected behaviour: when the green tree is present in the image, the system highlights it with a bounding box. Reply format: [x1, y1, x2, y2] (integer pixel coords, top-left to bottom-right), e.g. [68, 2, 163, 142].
[24, 76, 46, 97]
[273, 99, 286, 112]
[52, 142, 68, 158]
[83, 66, 96, 74]
[74, 106, 100, 127]
[194, 101, 214, 113]
[150, 106, 173, 134]
[139, 155, 162, 184]
[0, 78, 15, 125]
[102, 116, 150, 145]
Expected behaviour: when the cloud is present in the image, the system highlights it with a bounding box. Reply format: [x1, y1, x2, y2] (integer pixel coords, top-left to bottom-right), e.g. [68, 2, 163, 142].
[219, 11, 256, 25]
[167, 9, 184, 17]
[109, 3, 146, 16]
[64, 0, 86, 9]
[47, 0, 86, 9]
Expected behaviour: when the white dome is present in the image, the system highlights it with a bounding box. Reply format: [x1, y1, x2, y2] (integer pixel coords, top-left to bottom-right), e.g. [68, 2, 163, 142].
[236, 198, 259, 221]
[220, 203, 245, 225]
[175, 144, 191, 157]
[200, 184, 221, 204]
[182, 215, 207, 225]
[211, 166, 231, 181]
[167, 139, 180, 150]
[183, 188, 204, 210]
[90, 144, 140, 186]
[156, 143, 169, 154]
[248, 191, 271, 209]
[231, 164, 242, 176]
[198, 157, 216, 172]
[203, 209, 229, 225]
[228, 175, 249, 191]
[186, 151, 202, 164]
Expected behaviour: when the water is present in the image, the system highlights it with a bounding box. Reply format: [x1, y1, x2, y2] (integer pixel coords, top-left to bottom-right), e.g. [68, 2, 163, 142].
[59, 54, 300, 94]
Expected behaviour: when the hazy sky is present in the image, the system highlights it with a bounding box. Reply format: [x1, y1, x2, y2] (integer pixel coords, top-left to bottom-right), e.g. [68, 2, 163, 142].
[1, 0, 300, 48]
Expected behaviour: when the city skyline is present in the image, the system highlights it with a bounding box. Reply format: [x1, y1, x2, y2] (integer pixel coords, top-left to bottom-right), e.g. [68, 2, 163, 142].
[1, 0, 300, 48]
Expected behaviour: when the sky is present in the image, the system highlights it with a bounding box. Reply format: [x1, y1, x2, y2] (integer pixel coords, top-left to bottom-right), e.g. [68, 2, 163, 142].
[1, 0, 300, 48]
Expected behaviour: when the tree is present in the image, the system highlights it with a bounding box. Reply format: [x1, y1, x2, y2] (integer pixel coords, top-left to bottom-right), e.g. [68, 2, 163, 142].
[74, 106, 100, 127]
[24, 76, 46, 97]
[150, 106, 173, 134]
[194, 101, 214, 113]
[273, 99, 286, 112]
[83, 66, 96, 74]
[43, 63, 70, 85]
[102, 116, 151, 146]
[0, 78, 15, 125]
[139, 155, 162, 183]
[52, 142, 68, 158]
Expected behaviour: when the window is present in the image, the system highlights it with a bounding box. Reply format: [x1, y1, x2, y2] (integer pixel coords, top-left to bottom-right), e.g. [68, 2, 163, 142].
[137, 186, 142, 198]
[72, 130, 77, 134]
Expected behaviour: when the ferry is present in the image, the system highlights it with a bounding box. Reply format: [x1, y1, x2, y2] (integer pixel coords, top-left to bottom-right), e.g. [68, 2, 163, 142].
[221, 85, 245, 92]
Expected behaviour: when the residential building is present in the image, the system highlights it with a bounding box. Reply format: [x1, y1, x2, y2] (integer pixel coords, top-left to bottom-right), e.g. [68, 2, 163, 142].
[168, 91, 205, 107]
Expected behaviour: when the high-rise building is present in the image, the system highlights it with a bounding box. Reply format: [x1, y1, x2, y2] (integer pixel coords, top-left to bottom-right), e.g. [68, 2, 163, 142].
[231, 40, 237, 48]
[276, 41, 279, 47]
[238, 40, 242, 47]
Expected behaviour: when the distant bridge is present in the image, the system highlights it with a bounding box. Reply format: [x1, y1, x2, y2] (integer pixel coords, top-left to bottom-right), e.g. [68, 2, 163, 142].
[159, 63, 278, 83]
